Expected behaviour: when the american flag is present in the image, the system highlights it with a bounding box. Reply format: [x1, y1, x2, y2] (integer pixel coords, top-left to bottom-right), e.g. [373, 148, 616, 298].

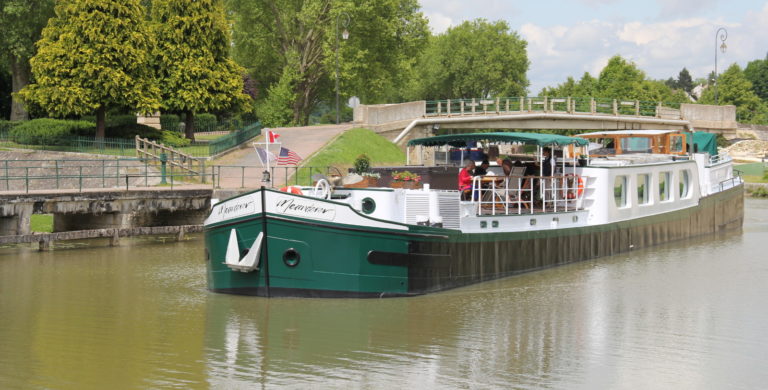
[277, 147, 302, 166]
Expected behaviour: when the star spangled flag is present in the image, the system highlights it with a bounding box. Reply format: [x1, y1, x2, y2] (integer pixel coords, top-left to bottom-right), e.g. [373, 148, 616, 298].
[277, 147, 302, 166]
[266, 129, 280, 143]
[254, 147, 276, 165]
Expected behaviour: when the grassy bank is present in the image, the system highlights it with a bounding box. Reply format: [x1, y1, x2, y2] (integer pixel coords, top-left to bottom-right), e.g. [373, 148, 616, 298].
[295, 128, 405, 184]
[735, 163, 768, 183]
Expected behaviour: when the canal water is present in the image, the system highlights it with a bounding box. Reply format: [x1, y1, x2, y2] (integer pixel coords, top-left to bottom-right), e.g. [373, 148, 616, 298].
[1, 199, 767, 389]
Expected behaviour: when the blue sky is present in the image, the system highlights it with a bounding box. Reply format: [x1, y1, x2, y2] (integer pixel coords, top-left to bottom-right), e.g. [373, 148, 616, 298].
[420, 0, 768, 94]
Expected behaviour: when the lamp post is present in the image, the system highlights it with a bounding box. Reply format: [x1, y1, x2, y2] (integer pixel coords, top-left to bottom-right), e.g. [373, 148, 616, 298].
[714, 27, 728, 105]
[335, 12, 351, 125]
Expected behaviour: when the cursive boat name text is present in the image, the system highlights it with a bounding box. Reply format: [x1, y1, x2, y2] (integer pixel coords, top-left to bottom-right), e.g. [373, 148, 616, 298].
[275, 198, 336, 221]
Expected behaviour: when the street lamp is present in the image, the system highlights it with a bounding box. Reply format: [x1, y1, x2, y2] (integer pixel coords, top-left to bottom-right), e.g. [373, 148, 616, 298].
[714, 27, 727, 105]
[335, 12, 351, 125]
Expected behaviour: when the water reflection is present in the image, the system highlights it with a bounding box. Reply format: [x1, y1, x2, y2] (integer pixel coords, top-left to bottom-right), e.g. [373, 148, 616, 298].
[1, 200, 767, 389]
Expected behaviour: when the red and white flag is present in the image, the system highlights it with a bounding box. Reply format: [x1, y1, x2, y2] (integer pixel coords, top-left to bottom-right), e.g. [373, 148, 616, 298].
[266, 129, 281, 143]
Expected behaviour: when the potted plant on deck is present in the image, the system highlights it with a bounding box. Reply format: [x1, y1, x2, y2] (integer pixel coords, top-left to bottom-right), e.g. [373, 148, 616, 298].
[346, 154, 380, 188]
[390, 170, 422, 189]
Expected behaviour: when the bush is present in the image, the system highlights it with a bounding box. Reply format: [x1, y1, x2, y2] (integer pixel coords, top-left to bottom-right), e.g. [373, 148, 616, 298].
[0, 120, 20, 134]
[9, 119, 94, 145]
[750, 186, 768, 198]
[195, 113, 217, 132]
[160, 130, 191, 147]
[160, 114, 181, 132]
[106, 123, 163, 140]
[354, 154, 371, 173]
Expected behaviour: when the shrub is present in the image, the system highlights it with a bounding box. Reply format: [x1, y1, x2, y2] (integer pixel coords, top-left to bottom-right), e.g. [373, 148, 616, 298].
[750, 186, 768, 198]
[354, 154, 371, 173]
[106, 123, 163, 140]
[9, 119, 94, 145]
[160, 114, 181, 132]
[0, 120, 20, 134]
[195, 113, 217, 132]
[160, 130, 191, 147]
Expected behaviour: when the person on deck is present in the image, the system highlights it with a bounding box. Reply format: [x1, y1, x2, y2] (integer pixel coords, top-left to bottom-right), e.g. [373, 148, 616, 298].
[458, 160, 476, 191]
[542, 147, 556, 177]
[474, 159, 490, 176]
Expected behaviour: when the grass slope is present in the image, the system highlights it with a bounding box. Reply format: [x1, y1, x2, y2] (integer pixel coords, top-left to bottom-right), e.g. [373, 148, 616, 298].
[296, 128, 404, 184]
[734, 163, 768, 183]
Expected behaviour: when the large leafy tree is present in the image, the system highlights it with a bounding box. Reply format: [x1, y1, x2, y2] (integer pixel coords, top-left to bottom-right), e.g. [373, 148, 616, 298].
[541, 56, 688, 104]
[744, 54, 768, 101]
[153, 0, 251, 140]
[677, 67, 693, 94]
[699, 63, 767, 124]
[228, 0, 429, 127]
[408, 19, 529, 100]
[18, 0, 160, 139]
[0, 0, 55, 121]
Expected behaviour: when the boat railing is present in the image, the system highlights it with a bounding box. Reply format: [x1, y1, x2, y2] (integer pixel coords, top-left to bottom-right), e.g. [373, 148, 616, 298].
[708, 152, 732, 166]
[717, 171, 743, 192]
[468, 174, 586, 216]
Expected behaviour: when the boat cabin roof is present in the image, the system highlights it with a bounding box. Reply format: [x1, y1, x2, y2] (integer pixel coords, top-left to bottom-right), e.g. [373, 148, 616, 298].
[407, 132, 589, 148]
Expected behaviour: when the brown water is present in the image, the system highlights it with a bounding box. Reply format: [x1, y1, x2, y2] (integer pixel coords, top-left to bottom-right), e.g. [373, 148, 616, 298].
[1, 199, 767, 390]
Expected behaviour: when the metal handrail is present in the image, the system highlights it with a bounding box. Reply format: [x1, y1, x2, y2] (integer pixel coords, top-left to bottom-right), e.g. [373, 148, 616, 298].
[424, 96, 681, 119]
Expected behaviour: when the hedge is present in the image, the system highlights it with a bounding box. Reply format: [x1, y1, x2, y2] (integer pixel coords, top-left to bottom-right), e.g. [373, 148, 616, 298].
[9, 119, 95, 145]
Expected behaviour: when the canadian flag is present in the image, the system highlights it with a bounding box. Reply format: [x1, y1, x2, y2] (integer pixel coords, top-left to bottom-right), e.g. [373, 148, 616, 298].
[266, 130, 281, 143]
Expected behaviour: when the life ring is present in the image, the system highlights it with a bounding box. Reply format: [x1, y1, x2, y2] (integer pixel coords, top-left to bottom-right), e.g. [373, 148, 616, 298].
[563, 174, 584, 199]
[279, 186, 303, 195]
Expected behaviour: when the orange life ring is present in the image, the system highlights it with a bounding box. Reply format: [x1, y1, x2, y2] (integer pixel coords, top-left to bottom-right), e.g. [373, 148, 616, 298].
[279, 186, 303, 195]
[563, 174, 584, 199]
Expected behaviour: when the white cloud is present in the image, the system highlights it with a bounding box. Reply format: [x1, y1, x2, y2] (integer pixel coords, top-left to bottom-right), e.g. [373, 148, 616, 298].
[658, 0, 718, 18]
[425, 12, 454, 34]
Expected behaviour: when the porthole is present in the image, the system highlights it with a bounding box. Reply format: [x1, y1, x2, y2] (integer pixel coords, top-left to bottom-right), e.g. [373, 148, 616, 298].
[361, 197, 376, 214]
[492, 220, 499, 228]
[572, 216, 578, 223]
[530, 219, 537, 226]
[480, 221, 487, 228]
[283, 248, 301, 267]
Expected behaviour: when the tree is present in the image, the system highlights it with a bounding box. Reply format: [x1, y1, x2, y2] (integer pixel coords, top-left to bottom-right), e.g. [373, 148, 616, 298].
[152, 0, 251, 140]
[408, 19, 529, 100]
[540, 72, 597, 97]
[18, 0, 160, 139]
[0, 0, 55, 121]
[228, 0, 429, 127]
[677, 68, 693, 94]
[744, 54, 768, 101]
[699, 63, 767, 124]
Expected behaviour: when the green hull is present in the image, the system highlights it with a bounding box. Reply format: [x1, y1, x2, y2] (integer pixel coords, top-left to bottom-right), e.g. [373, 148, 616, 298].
[204, 185, 743, 298]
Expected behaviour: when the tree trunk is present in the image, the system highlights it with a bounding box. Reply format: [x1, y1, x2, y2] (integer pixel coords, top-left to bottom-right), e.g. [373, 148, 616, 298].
[184, 111, 195, 141]
[10, 57, 31, 121]
[96, 106, 106, 140]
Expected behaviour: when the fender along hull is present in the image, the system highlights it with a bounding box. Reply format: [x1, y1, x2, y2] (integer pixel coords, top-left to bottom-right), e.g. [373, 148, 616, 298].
[204, 185, 743, 298]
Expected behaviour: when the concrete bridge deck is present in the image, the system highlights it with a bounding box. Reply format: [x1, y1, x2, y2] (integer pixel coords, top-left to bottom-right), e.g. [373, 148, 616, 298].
[352, 97, 740, 145]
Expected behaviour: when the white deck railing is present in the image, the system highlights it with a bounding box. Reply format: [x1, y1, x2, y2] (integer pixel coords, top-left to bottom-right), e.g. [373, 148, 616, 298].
[466, 174, 586, 215]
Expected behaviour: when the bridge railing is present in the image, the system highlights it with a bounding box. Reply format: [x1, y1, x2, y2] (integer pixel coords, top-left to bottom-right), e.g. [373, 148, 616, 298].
[425, 97, 682, 119]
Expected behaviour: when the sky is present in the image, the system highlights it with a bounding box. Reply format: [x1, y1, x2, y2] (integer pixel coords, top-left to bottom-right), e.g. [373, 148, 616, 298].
[420, 0, 768, 94]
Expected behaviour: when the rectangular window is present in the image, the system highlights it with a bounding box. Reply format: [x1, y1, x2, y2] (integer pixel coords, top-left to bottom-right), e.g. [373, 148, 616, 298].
[659, 172, 670, 201]
[614, 175, 627, 208]
[637, 174, 649, 204]
[670, 135, 684, 153]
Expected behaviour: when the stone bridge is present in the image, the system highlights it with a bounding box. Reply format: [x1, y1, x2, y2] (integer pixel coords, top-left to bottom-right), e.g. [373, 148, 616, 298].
[0, 188, 213, 235]
[352, 97, 738, 145]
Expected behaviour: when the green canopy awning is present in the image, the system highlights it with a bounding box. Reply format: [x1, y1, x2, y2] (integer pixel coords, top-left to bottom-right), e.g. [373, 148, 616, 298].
[406, 132, 589, 147]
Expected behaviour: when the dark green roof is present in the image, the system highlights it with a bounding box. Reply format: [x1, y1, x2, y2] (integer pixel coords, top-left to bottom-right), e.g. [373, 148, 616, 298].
[406, 132, 589, 147]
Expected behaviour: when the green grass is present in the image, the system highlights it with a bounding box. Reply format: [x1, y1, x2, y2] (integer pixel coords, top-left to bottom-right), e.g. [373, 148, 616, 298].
[735, 163, 768, 183]
[295, 128, 405, 185]
[30, 214, 53, 233]
[194, 133, 228, 142]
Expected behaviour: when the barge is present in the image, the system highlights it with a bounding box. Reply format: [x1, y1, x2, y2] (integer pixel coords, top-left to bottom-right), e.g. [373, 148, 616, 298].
[204, 131, 743, 297]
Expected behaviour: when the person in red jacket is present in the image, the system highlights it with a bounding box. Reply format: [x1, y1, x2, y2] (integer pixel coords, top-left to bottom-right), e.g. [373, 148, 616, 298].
[458, 161, 476, 199]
